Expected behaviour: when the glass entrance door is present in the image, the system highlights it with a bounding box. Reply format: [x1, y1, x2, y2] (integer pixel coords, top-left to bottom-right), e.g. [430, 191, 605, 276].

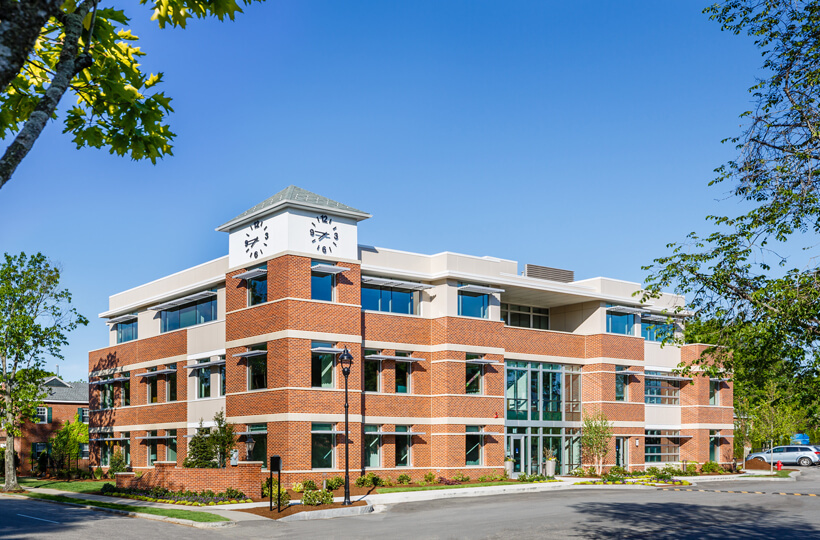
[510, 436, 526, 475]
[615, 437, 626, 468]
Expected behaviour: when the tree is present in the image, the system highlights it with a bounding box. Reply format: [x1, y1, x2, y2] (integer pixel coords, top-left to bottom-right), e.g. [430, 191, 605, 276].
[642, 1, 820, 378]
[182, 419, 216, 468]
[750, 381, 805, 473]
[580, 411, 613, 475]
[1, 252, 86, 492]
[49, 412, 89, 470]
[0, 0, 264, 191]
[208, 410, 236, 468]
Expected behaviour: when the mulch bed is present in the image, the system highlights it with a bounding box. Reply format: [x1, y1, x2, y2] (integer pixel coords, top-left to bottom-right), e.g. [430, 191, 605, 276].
[251, 485, 376, 502]
[237, 500, 368, 520]
[744, 459, 797, 472]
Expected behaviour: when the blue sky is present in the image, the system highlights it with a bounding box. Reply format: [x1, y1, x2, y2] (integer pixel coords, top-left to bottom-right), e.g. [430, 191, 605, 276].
[1, 1, 764, 381]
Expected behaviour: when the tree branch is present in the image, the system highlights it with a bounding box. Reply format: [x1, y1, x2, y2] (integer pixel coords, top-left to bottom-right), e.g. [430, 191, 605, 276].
[0, 0, 64, 92]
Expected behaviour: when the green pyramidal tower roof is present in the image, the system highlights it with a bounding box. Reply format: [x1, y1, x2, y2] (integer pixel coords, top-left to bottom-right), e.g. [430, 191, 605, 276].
[217, 185, 371, 231]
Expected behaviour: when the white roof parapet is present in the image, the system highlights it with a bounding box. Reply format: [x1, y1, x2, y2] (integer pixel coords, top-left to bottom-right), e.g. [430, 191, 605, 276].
[311, 264, 349, 275]
[361, 276, 435, 291]
[147, 290, 217, 312]
[365, 354, 419, 363]
[233, 268, 268, 280]
[106, 314, 137, 325]
[457, 284, 505, 294]
[99, 275, 224, 319]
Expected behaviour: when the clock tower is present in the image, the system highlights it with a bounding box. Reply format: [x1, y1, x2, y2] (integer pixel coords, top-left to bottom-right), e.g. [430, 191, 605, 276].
[216, 185, 371, 269]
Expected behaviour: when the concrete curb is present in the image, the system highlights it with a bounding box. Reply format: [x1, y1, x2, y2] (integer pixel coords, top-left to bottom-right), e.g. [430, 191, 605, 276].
[364, 481, 571, 505]
[5, 493, 236, 529]
[682, 470, 800, 485]
[278, 504, 374, 522]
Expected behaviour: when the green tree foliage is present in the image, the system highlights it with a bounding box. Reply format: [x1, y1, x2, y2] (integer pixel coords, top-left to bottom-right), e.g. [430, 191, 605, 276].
[108, 448, 128, 474]
[750, 381, 805, 472]
[0, 0, 264, 190]
[183, 420, 216, 468]
[642, 1, 820, 379]
[208, 410, 236, 468]
[49, 412, 89, 467]
[1, 252, 87, 492]
[580, 411, 613, 476]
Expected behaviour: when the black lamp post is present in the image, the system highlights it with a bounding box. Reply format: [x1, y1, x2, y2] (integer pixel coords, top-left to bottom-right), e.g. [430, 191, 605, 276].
[339, 347, 354, 506]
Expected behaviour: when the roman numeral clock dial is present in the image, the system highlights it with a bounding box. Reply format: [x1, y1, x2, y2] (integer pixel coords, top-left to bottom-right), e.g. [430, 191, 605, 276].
[310, 214, 339, 254]
[244, 220, 268, 259]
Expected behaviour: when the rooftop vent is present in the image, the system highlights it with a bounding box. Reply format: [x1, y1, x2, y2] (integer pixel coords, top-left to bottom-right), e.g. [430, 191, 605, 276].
[524, 264, 574, 283]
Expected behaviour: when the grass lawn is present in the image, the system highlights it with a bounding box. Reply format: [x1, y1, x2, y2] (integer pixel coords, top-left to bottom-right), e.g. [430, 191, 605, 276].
[743, 470, 793, 478]
[377, 481, 556, 493]
[22, 492, 230, 523]
[1, 478, 110, 494]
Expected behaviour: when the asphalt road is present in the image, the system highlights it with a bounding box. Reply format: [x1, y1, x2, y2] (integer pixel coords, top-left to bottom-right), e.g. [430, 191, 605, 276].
[3, 469, 820, 540]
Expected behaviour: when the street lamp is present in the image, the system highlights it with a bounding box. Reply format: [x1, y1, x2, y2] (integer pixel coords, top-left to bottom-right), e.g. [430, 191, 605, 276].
[246, 435, 255, 460]
[339, 347, 354, 506]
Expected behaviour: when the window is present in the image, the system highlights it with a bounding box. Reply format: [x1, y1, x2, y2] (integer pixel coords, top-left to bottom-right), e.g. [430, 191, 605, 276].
[644, 372, 681, 405]
[101, 378, 114, 409]
[709, 430, 718, 462]
[167, 429, 177, 462]
[167, 365, 177, 402]
[100, 442, 111, 467]
[219, 361, 227, 396]
[466, 360, 483, 395]
[34, 442, 48, 456]
[121, 374, 130, 406]
[606, 308, 635, 336]
[641, 319, 674, 342]
[709, 380, 719, 405]
[248, 424, 267, 464]
[79, 443, 89, 459]
[501, 304, 549, 330]
[506, 361, 579, 422]
[615, 366, 628, 402]
[160, 294, 217, 333]
[36, 406, 48, 423]
[248, 345, 267, 391]
[311, 423, 334, 469]
[466, 426, 482, 465]
[117, 319, 138, 343]
[197, 360, 211, 399]
[311, 342, 334, 388]
[364, 349, 380, 393]
[395, 353, 411, 394]
[311, 261, 334, 302]
[122, 432, 131, 465]
[645, 430, 680, 463]
[148, 430, 158, 466]
[248, 271, 267, 306]
[458, 291, 489, 319]
[364, 425, 380, 468]
[395, 426, 411, 467]
[80, 408, 89, 423]
[147, 368, 159, 403]
[361, 284, 417, 315]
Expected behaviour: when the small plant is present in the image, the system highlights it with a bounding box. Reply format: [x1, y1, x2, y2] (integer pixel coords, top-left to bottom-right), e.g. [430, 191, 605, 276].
[438, 476, 458, 485]
[452, 472, 470, 483]
[301, 489, 334, 506]
[518, 473, 548, 483]
[326, 476, 345, 491]
[354, 472, 382, 488]
[397, 473, 412, 485]
[608, 466, 628, 477]
[94, 466, 103, 480]
[292, 482, 304, 493]
[543, 447, 557, 461]
[423, 472, 436, 483]
[381, 476, 395, 487]
[701, 461, 723, 474]
[301, 479, 318, 491]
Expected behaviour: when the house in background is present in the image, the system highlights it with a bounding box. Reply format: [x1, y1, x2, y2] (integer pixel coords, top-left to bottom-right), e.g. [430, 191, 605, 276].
[0, 376, 90, 473]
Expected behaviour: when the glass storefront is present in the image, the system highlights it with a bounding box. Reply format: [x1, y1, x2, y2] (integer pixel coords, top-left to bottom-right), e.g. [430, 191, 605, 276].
[505, 426, 581, 475]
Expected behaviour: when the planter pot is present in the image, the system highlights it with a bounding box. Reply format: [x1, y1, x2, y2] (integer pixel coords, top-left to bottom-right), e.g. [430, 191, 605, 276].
[504, 462, 514, 477]
[545, 460, 556, 477]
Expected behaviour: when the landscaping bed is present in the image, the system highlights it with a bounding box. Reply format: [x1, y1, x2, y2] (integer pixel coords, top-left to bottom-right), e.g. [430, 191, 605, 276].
[574, 479, 692, 486]
[237, 500, 368, 520]
[98, 483, 252, 506]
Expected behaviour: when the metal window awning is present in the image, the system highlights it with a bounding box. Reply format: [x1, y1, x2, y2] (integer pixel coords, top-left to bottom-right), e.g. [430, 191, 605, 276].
[136, 368, 177, 378]
[148, 290, 217, 311]
[310, 430, 350, 435]
[232, 350, 267, 358]
[90, 376, 130, 385]
[645, 373, 693, 382]
[465, 358, 499, 365]
[365, 354, 418, 363]
[91, 436, 129, 442]
[236, 431, 268, 436]
[311, 264, 349, 275]
[710, 377, 731, 382]
[233, 268, 267, 280]
[374, 431, 425, 436]
[184, 359, 227, 370]
[616, 370, 642, 376]
[361, 276, 435, 291]
[311, 347, 345, 355]
[135, 435, 176, 441]
[457, 284, 505, 294]
[607, 305, 645, 315]
[640, 314, 673, 323]
[107, 314, 137, 325]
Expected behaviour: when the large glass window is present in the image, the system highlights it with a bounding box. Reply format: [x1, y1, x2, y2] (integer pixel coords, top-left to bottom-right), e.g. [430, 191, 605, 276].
[364, 359, 380, 393]
[709, 380, 719, 405]
[117, 319, 138, 343]
[311, 262, 334, 302]
[248, 345, 267, 391]
[645, 430, 680, 463]
[395, 426, 411, 467]
[606, 309, 635, 336]
[121, 375, 130, 406]
[458, 291, 489, 319]
[160, 294, 217, 333]
[395, 353, 411, 394]
[148, 430, 158, 466]
[219, 361, 227, 396]
[644, 372, 681, 405]
[248, 424, 267, 464]
[506, 364, 528, 420]
[167, 365, 177, 402]
[466, 426, 482, 465]
[311, 423, 334, 469]
[147, 368, 158, 403]
[507, 361, 578, 421]
[361, 284, 417, 315]
[101, 379, 114, 409]
[615, 366, 628, 402]
[466, 362, 483, 394]
[641, 319, 674, 342]
[364, 425, 380, 468]
[122, 433, 131, 465]
[311, 342, 334, 388]
[167, 430, 177, 462]
[501, 304, 549, 330]
[248, 273, 268, 306]
[542, 369, 561, 421]
[197, 360, 211, 399]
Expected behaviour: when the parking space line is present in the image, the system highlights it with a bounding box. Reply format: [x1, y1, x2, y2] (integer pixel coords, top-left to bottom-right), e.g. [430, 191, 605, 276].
[17, 514, 60, 524]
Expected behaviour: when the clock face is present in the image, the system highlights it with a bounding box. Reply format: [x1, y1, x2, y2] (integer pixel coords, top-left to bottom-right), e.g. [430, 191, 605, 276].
[244, 220, 269, 259]
[309, 214, 339, 254]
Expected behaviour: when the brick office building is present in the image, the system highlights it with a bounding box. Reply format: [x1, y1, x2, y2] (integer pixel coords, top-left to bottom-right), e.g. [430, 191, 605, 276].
[88, 186, 733, 483]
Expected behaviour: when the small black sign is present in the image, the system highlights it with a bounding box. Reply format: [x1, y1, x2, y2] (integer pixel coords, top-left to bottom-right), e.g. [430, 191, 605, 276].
[270, 455, 282, 472]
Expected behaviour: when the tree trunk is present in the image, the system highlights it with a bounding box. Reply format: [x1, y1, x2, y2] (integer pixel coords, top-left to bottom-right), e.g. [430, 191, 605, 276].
[3, 413, 19, 491]
[0, 0, 64, 93]
[770, 439, 774, 475]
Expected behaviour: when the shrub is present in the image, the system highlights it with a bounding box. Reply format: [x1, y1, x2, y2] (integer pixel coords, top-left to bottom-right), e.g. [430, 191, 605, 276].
[518, 473, 548, 483]
[423, 472, 437, 483]
[301, 479, 318, 491]
[381, 476, 395, 487]
[301, 489, 333, 506]
[608, 466, 628, 477]
[701, 461, 723, 474]
[477, 470, 507, 482]
[438, 476, 458, 485]
[452, 472, 470, 483]
[355, 472, 382, 488]
[262, 479, 290, 507]
[292, 482, 304, 493]
[397, 473, 412, 485]
[101, 483, 116, 494]
[94, 467, 103, 480]
[682, 462, 699, 476]
[326, 476, 345, 491]
[223, 487, 246, 500]
[109, 450, 128, 475]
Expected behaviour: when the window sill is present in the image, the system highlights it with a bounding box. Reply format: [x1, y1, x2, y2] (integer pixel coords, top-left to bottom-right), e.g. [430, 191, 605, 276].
[362, 310, 422, 318]
[194, 396, 226, 401]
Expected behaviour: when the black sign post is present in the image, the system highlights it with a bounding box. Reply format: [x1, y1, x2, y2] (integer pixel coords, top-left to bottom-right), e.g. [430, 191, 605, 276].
[270, 455, 282, 512]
